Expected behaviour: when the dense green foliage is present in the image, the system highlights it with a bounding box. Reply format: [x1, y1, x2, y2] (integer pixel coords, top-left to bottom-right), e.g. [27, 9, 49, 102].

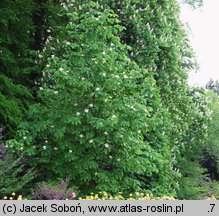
[9, 4, 174, 194]
[205, 91, 219, 175]
[0, 0, 62, 137]
[1, 0, 218, 199]
[176, 88, 210, 199]
[0, 155, 34, 197]
[81, 0, 209, 197]
[0, 0, 35, 136]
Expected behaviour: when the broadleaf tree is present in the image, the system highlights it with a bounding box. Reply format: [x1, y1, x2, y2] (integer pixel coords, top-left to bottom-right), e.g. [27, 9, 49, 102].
[8, 2, 175, 194]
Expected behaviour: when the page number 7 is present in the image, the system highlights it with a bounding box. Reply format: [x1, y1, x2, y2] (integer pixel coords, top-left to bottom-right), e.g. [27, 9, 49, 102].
[209, 204, 215, 213]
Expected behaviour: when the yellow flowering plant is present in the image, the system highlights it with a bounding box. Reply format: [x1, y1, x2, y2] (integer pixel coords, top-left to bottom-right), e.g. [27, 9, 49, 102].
[2, 193, 24, 200]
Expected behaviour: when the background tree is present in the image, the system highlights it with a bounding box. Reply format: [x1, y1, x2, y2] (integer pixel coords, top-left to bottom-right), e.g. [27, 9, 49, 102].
[176, 88, 210, 199]
[0, 0, 35, 137]
[180, 0, 203, 8]
[206, 79, 219, 96]
[202, 90, 219, 180]
[0, 0, 63, 137]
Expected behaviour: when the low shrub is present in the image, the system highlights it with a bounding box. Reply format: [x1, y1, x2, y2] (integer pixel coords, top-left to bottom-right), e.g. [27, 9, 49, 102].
[0, 128, 35, 197]
[32, 180, 76, 200]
